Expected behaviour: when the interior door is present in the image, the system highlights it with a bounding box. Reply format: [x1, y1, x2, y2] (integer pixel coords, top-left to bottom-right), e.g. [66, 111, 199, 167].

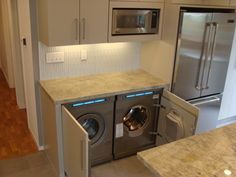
[62, 107, 89, 177]
[201, 12, 236, 97]
[17, 0, 39, 143]
[79, 0, 109, 44]
[172, 11, 212, 100]
[157, 90, 199, 146]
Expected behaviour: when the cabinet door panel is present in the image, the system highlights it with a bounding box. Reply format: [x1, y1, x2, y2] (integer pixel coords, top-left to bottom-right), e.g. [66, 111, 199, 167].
[157, 90, 199, 145]
[230, 0, 236, 6]
[203, 0, 230, 6]
[80, 0, 109, 44]
[62, 107, 89, 177]
[165, 0, 204, 5]
[38, 0, 78, 46]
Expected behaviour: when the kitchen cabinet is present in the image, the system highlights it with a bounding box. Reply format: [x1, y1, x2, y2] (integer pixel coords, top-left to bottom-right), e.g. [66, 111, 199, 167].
[110, 0, 164, 2]
[165, 0, 230, 6]
[37, 0, 109, 46]
[230, 0, 236, 6]
[61, 90, 199, 176]
[62, 107, 89, 177]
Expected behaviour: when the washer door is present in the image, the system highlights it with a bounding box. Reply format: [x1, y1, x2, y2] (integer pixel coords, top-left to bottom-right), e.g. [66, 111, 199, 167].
[123, 105, 150, 137]
[77, 114, 105, 145]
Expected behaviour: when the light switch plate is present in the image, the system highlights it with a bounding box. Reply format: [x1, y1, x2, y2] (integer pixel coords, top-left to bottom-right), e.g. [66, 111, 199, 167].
[81, 49, 87, 61]
[46, 52, 65, 63]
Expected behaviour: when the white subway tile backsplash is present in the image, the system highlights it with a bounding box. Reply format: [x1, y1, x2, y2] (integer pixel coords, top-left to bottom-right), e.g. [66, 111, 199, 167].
[39, 42, 141, 80]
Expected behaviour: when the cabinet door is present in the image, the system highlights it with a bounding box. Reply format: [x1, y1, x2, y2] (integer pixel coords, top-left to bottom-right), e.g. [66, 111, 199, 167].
[165, 0, 204, 5]
[62, 107, 89, 177]
[157, 91, 199, 146]
[80, 0, 109, 44]
[230, 0, 236, 6]
[166, 0, 230, 5]
[203, 0, 230, 6]
[38, 0, 79, 46]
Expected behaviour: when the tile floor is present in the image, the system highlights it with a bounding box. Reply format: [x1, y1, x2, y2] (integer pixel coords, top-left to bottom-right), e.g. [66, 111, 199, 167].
[91, 156, 156, 177]
[0, 151, 156, 177]
[0, 151, 56, 177]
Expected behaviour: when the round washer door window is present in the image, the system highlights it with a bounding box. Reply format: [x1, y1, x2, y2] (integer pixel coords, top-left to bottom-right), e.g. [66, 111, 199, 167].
[123, 105, 150, 135]
[77, 114, 105, 145]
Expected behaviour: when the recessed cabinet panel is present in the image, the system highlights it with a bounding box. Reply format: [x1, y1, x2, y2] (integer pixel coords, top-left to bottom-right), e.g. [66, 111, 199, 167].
[110, 0, 164, 2]
[165, 0, 204, 5]
[230, 0, 236, 6]
[157, 90, 199, 145]
[62, 107, 89, 177]
[80, 0, 109, 44]
[203, 0, 230, 6]
[38, 0, 78, 46]
[165, 0, 230, 5]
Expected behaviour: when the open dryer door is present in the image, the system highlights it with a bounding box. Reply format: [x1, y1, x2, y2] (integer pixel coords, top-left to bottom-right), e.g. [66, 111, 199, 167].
[157, 90, 199, 146]
[62, 107, 89, 177]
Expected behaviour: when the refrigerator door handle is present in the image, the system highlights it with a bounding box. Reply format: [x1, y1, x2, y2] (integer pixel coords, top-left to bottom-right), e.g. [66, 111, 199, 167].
[195, 22, 211, 91]
[203, 22, 218, 90]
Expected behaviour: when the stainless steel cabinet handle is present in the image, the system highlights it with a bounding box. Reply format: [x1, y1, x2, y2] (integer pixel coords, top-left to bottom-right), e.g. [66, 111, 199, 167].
[74, 18, 79, 41]
[80, 140, 85, 171]
[82, 18, 86, 40]
[203, 22, 218, 90]
[195, 22, 211, 91]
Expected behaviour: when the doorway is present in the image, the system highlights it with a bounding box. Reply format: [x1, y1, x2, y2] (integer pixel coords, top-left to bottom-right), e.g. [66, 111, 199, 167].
[0, 0, 38, 159]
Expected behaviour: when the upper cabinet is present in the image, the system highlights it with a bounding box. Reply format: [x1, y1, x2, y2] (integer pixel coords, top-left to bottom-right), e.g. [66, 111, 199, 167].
[166, 0, 230, 6]
[110, 0, 164, 2]
[230, 0, 236, 6]
[38, 0, 109, 46]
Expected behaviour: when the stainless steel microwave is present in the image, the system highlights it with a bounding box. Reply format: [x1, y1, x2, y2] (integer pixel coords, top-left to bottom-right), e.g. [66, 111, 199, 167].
[112, 8, 160, 36]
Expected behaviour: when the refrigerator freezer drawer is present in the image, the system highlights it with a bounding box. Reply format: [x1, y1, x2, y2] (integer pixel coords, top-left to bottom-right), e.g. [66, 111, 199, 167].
[189, 95, 222, 134]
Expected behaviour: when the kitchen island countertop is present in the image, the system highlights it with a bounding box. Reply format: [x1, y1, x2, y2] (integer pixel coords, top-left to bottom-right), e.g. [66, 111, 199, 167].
[40, 69, 168, 104]
[138, 123, 236, 177]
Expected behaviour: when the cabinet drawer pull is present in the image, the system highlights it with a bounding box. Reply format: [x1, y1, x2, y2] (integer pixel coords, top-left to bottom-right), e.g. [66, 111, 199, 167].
[74, 18, 79, 41]
[82, 18, 86, 40]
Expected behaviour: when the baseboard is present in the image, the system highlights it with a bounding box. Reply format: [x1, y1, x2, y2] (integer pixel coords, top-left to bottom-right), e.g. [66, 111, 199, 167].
[217, 116, 236, 128]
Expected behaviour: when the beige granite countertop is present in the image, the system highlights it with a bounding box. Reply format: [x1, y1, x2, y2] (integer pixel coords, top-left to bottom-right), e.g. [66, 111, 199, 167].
[138, 123, 236, 177]
[40, 70, 168, 103]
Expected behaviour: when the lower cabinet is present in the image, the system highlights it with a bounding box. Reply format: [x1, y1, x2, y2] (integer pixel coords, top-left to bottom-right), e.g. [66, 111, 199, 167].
[61, 90, 199, 177]
[62, 107, 89, 177]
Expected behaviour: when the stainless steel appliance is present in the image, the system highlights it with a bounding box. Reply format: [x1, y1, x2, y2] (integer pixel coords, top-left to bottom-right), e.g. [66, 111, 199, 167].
[172, 7, 236, 134]
[64, 96, 115, 166]
[112, 8, 160, 35]
[113, 89, 162, 159]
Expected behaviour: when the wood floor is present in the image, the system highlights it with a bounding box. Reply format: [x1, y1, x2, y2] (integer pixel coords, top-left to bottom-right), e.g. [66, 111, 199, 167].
[0, 70, 38, 159]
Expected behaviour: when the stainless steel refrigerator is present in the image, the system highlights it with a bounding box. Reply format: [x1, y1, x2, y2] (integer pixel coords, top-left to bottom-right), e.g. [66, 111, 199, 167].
[171, 8, 236, 134]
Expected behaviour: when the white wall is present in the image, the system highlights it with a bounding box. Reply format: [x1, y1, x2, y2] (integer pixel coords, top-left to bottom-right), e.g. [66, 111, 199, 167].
[39, 42, 141, 80]
[0, 0, 15, 88]
[219, 28, 236, 120]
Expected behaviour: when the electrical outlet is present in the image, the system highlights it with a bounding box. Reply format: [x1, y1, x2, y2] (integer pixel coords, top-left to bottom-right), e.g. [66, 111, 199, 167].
[46, 52, 65, 64]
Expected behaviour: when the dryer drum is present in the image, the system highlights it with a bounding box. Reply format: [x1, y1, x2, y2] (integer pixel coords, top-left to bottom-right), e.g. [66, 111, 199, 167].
[123, 105, 150, 137]
[77, 113, 105, 146]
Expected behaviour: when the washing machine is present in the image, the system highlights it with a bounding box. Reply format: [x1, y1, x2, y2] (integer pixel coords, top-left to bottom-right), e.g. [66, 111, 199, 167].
[113, 89, 162, 159]
[64, 96, 115, 166]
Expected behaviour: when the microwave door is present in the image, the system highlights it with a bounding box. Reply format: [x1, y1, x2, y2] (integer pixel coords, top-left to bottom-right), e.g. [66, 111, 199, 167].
[112, 9, 157, 35]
